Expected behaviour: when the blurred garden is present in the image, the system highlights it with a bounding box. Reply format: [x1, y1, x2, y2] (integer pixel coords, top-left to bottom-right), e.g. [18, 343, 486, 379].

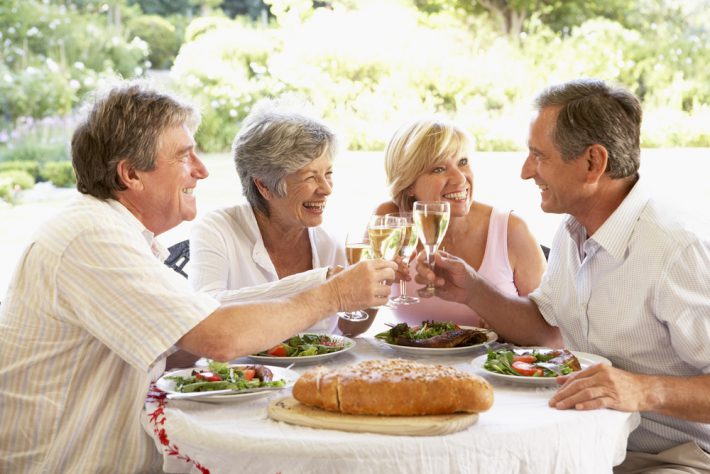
[1, 0, 710, 203]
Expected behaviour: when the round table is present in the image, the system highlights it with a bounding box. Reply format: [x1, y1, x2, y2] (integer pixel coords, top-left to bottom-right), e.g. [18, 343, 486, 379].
[143, 316, 640, 474]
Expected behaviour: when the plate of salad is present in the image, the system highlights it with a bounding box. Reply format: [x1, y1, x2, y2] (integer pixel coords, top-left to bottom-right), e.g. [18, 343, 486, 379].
[156, 360, 298, 403]
[472, 347, 611, 385]
[248, 333, 356, 364]
[375, 321, 497, 356]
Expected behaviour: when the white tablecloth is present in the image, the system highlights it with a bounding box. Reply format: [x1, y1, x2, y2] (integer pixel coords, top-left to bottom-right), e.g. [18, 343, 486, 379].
[143, 316, 640, 474]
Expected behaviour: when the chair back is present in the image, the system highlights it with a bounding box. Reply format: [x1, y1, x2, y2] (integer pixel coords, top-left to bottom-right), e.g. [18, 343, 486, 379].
[165, 239, 190, 278]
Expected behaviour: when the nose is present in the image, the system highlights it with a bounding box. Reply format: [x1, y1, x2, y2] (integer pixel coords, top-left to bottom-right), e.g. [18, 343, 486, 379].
[191, 151, 209, 179]
[447, 166, 467, 185]
[520, 153, 534, 181]
[318, 176, 333, 196]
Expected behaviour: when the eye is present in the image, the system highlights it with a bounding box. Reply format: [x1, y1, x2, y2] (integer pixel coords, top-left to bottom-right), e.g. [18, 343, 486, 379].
[458, 158, 469, 167]
[432, 166, 445, 174]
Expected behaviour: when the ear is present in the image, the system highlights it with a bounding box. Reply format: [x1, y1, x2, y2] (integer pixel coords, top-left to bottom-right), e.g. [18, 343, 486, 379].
[585, 144, 608, 184]
[116, 159, 143, 190]
[253, 178, 274, 200]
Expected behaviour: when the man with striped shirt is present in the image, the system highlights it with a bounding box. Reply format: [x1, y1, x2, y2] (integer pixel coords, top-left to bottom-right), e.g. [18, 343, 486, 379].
[0, 83, 396, 472]
[417, 78, 710, 472]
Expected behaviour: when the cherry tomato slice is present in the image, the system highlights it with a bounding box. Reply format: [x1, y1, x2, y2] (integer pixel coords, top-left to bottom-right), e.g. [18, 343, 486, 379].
[513, 354, 537, 364]
[512, 361, 543, 377]
[195, 371, 222, 382]
[242, 369, 256, 381]
[266, 344, 289, 357]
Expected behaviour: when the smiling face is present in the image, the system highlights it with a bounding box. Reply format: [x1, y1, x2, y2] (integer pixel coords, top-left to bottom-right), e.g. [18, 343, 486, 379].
[134, 124, 208, 234]
[266, 152, 333, 229]
[408, 153, 473, 218]
[521, 106, 589, 215]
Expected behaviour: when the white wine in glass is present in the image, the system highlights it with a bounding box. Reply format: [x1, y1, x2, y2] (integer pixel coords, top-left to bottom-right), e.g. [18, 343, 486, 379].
[368, 215, 405, 261]
[412, 201, 450, 297]
[337, 232, 371, 321]
[385, 212, 419, 305]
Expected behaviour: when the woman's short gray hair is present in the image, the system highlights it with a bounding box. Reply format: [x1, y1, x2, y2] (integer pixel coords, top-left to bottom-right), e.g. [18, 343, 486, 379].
[233, 97, 338, 216]
[534, 78, 642, 179]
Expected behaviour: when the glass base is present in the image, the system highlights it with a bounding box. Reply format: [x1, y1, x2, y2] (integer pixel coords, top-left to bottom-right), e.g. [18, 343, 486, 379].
[417, 286, 436, 298]
[388, 295, 420, 305]
[337, 310, 369, 321]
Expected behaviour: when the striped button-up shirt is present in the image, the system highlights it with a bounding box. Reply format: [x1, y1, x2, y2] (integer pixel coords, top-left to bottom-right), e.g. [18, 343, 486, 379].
[0, 194, 219, 473]
[530, 179, 710, 454]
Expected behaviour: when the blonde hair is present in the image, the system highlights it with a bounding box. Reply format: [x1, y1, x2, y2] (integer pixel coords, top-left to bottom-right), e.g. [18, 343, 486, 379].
[384, 116, 473, 211]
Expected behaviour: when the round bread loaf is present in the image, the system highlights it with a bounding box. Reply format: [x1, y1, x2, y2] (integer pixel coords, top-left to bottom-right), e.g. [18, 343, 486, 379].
[292, 359, 493, 416]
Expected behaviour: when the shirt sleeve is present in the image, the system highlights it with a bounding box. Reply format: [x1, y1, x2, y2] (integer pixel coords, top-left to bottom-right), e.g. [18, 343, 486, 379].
[213, 267, 328, 303]
[656, 238, 710, 374]
[57, 225, 219, 372]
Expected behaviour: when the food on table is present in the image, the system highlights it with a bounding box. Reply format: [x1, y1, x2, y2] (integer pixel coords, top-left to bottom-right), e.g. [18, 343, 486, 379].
[483, 347, 582, 378]
[165, 360, 286, 393]
[256, 334, 348, 357]
[375, 321, 489, 348]
[292, 359, 493, 416]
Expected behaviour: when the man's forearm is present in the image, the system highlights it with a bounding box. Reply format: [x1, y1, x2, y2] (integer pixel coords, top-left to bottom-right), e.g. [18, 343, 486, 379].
[467, 275, 559, 347]
[644, 373, 710, 423]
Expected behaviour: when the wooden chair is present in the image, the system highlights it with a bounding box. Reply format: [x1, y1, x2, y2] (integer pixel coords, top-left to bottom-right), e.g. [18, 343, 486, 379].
[165, 239, 190, 278]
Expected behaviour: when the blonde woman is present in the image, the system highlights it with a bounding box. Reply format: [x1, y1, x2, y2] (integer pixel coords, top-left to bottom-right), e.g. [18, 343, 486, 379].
[375, 116, 549, 330]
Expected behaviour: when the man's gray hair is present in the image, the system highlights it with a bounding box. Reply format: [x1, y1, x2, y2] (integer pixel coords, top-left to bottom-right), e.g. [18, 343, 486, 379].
[233, 97, 338, 216]
[534, 78, 642, 179]
[72, 81, 199, 199]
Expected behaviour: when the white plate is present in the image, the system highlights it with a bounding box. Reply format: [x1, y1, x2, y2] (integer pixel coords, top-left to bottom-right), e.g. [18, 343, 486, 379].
[379, 327, 498, 356]
[471, 349, 612, 386]
[156, 365, 298, 403]
[248, 334, 356, 364]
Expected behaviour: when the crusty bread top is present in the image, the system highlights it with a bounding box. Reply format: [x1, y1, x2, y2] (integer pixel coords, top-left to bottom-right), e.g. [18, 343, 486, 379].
[337, 359, 474, 383]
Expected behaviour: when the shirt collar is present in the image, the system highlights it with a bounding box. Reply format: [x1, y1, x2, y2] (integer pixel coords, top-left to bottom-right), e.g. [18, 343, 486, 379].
[106, 198, 169, 261]
[565, 177, 649, 261]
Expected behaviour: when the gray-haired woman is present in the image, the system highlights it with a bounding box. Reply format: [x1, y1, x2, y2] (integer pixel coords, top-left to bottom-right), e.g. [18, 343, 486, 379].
[190, 98, 374, 336]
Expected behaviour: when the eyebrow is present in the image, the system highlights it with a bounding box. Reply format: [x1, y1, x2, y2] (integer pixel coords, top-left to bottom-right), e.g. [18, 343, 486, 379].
[174, 143, 195, 157]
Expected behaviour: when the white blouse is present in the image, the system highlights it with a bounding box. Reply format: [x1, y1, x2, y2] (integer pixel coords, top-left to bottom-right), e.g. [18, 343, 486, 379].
[189, 202, 347, 333]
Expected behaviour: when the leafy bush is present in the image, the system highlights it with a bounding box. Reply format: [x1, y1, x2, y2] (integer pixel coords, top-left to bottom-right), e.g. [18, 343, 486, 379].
[0, 176, 13, 203]
[127, 15, 181, 70]
[0, 170, 34, 190]
[0, 160, 41, 180]
[40, 161, 76, 188]
[170, 5, 710, 151]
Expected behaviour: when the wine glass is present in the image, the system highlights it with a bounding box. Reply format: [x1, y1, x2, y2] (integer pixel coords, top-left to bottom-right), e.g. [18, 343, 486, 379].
[368, 214, 406, 261]
[385, 212, 419, 305]
[336, 231, 371, 321]
[412, 201, 450, 298]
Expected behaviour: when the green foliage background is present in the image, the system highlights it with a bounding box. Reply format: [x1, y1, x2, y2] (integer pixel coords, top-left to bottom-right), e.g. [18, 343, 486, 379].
[1, 0, 709, 158]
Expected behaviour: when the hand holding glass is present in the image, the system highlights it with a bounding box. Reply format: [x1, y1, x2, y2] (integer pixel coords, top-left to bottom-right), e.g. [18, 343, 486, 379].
[385, 212, 419, 305]
[412, 201, 450, 298]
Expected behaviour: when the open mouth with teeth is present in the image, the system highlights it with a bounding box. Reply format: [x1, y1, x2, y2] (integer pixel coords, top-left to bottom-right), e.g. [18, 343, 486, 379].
[442, 189, 469, 201]
[303, 201, 326, 211]
[182, 188, 194, 195]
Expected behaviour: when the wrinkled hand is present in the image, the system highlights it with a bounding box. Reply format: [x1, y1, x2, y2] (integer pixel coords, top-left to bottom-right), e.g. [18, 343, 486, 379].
[413, 251, 478, 305]
[549, 363, 648, 412]
[330, 259, 396, 311]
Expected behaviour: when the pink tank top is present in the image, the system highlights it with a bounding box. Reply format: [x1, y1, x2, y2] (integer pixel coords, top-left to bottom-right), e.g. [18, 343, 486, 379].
[389, 208, 518, 327]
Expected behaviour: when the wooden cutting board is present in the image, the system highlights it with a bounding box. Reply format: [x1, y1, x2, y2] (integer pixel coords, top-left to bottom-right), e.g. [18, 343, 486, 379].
[268, 397, 478, 436]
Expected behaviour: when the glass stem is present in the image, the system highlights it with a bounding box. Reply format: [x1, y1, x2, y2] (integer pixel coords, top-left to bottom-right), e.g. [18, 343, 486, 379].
[399, 278, 407, 297]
